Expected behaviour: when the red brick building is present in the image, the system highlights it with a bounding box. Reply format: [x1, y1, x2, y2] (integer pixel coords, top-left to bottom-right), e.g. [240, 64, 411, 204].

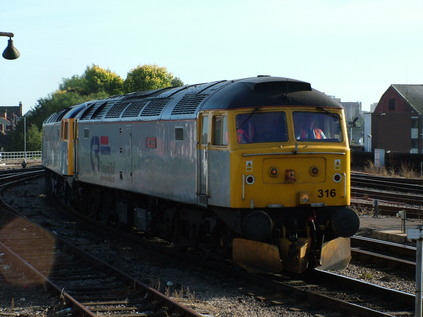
[372, 85, 423, 153]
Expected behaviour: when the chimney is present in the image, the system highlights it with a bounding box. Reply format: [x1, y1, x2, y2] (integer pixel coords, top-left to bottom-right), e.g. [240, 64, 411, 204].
[19, 101, 22, 116]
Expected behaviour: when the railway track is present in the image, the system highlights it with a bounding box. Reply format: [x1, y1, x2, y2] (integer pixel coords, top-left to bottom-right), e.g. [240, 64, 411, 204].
[351, 236, 415, 272]
[351, 171, 423, 217]
[0, 169, 418, 316]
[0, 169, 202, 317]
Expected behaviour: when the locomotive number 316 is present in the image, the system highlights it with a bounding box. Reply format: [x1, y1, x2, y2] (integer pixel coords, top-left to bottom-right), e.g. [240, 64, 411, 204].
[317, 189, 337, 198]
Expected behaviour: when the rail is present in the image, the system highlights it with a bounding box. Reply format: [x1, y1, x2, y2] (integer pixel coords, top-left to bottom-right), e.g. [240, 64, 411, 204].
[0, 151, 41, 161]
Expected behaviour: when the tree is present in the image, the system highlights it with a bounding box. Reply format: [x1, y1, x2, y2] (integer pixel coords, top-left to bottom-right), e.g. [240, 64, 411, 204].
[26, 124, 42, 151]
[59, 65, 123, 96]
[59, 74, 88, 95]
[84, 65, 123, 95]
[171, 77, 184, 87]
[123, 64, 175, 93]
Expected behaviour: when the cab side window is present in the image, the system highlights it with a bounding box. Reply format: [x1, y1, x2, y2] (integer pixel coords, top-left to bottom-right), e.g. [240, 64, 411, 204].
[212, 116, 228, 146]
[201, 116, 208, 145]
[61, 121, 69, 140]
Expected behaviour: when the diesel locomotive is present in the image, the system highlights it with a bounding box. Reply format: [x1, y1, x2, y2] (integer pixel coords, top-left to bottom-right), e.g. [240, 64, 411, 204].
[42, 76, 360, 273]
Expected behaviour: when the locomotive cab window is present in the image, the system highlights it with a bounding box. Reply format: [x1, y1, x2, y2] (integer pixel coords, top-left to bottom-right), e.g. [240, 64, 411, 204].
[212, 115, 228, 146]
[236, 111, 287, 144]
[61, 121, 69, 141]
[200, 115, 208, 145]
[294, 111, 342, 142]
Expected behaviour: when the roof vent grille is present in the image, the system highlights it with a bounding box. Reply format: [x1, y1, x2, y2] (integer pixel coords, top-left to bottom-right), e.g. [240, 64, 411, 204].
[140, 99, 169, 117]
[171, 94, 207, 115]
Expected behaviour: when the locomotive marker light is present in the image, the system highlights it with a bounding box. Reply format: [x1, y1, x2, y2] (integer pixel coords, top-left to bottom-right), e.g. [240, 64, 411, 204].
[269, 167, 279, 177]
[407, 226, 423, 317]
[0, 32, 20, 60]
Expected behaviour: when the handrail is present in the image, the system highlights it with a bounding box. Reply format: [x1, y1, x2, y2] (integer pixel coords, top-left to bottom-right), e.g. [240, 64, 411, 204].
[0, 151, 41, 161]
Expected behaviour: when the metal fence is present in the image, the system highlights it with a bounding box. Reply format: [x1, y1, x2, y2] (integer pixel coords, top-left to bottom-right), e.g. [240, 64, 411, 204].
[0, 151, 42, 161]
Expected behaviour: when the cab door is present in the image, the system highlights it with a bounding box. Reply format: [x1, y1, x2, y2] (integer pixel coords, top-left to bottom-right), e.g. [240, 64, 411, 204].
[61, 118, 76, 176]
[119, 125, 133, 183]
[197, 114, 209, 206]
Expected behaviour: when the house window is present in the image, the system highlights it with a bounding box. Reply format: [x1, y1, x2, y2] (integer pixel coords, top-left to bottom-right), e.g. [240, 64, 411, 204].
[411, 117, 419, 128]
[388, 99, 395, 111]
[411, 139, 419, 148]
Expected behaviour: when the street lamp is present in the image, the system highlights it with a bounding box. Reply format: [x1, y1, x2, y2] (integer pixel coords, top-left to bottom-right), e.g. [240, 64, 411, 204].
[0, 32, 20, 60]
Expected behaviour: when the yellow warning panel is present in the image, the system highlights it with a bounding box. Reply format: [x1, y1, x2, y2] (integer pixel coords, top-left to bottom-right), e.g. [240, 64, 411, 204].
[232, 238, 282, 273]
[320, 237, 351, 270]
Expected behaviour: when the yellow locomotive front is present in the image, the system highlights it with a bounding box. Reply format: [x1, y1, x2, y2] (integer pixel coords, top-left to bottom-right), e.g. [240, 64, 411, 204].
[225, 106, 359, 273]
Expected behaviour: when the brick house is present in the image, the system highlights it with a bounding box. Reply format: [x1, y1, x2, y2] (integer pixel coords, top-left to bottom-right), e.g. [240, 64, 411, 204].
[372, 85, 423, 153]
[0, 102, 22, 134]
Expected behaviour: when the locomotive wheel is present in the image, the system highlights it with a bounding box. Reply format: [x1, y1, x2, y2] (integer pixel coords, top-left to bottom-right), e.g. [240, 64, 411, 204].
[201, 222, 232, 260]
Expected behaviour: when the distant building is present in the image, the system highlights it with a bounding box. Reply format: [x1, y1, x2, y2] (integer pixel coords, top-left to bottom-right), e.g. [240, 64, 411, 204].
[372, 84, 423, 153]
[339, 101, 362, 145]
[341, 101, 362, 123]
[0, 101, 23, 135]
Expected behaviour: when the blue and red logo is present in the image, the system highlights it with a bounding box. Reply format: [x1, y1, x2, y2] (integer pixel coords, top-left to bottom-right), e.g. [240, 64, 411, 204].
[90, 136, 111, 170]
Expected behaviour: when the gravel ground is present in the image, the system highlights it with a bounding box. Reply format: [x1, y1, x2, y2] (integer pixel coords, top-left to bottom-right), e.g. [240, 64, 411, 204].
[0, 176, 419, 316]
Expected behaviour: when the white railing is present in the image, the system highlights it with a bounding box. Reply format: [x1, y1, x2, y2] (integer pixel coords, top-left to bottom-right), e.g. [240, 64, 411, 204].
[0, 151, 42, 161]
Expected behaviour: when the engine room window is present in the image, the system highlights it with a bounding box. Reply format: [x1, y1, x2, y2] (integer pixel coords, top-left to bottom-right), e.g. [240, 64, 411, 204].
[201, 116, 208, 144]
[294, 111, 342, 142]
[84, 128, 90, 138]
[212, 116, 228, 146]
[236, 112, 287, 144]
[175, 127, 184, 140]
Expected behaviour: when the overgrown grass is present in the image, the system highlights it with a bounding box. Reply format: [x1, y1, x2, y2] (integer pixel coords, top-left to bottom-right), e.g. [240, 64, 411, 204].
[362, 160, 423, 179]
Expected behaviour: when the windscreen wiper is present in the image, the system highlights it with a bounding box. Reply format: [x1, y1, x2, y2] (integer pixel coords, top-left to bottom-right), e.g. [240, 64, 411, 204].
[237, 107, 260, 129]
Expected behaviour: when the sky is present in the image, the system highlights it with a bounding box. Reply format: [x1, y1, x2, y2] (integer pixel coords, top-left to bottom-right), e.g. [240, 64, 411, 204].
[1, 0, 423, 114]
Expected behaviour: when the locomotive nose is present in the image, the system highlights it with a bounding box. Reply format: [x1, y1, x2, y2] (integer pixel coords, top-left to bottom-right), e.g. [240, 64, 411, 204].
[331, 207, 360, 238]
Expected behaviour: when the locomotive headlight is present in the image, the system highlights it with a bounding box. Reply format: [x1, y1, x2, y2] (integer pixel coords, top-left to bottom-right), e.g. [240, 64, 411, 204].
[310, 166, 319, 177]
[298, 192, 310, 204]
[333, 173, 342, 183]
[245, 175, 255, 185]
[269, 167, 279, 177]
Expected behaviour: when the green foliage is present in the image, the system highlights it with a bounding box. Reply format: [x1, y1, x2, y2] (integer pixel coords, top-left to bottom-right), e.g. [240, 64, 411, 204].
[123, 64, 174, 93]
[171, 76, 184, 87]
[84, 65, 124, 95]
[59, 65, 124, 96]
[27, 124, 42, 151]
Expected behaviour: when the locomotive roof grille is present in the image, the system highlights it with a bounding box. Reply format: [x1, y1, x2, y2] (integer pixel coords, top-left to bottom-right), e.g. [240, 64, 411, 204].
[79, 102, 97, 120]
[171, 94, 207, 115]
[122, 101, 149, 117]
[90, 101, 109, 119]
[105, 102, 131, 118]
[45, 107, 71, 123]
[140, 98, 169, 117]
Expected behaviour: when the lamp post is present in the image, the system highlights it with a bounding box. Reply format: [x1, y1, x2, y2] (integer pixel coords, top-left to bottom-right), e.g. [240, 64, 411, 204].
[0, 32, 20, 60]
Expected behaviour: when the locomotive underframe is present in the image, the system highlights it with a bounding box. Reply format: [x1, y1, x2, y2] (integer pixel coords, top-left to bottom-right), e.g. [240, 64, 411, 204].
[46, 168, 354, 273]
